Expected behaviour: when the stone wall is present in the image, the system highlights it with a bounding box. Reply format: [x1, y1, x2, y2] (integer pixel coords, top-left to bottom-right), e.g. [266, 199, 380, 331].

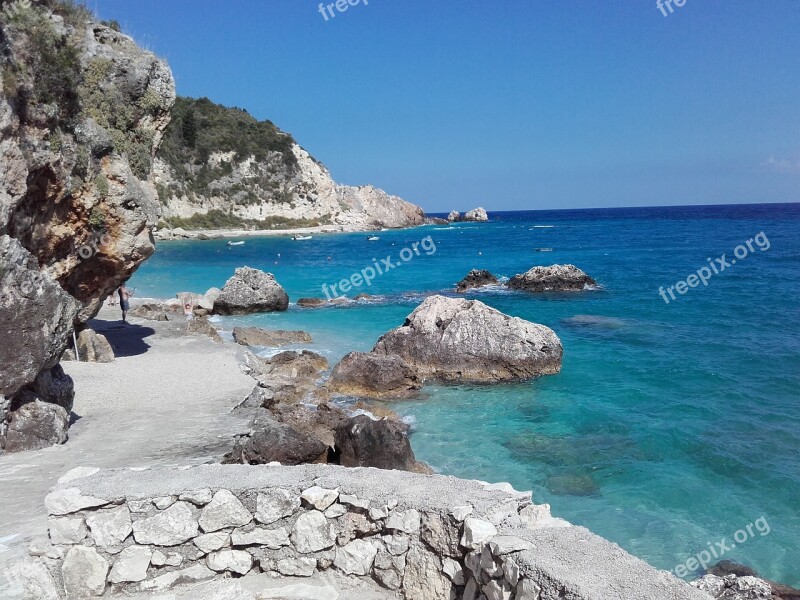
[26, 464, 710, 600]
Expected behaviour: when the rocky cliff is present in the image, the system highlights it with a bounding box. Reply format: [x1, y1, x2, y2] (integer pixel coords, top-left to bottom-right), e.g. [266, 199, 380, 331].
[0, 0, 175, 452]
[153, 97, 425, 233]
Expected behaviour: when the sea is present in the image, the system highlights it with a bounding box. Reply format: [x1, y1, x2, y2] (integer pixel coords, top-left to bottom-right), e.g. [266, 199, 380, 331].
[130, 203, 800, 586]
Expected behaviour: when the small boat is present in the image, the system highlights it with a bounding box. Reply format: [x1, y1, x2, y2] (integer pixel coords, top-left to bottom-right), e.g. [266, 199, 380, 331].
[535, 247, 553, 252]
[292, 235, 313, 241]
[367, 236, 380, 241]
[227, 241, 245, 247]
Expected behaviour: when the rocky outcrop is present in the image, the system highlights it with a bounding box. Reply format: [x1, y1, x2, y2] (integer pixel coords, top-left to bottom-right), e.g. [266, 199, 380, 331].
[232, 327, 312, 347]
[223, 417, 329, 466]
[463, 207, 489, 222]
[455, 269, 499, 292]
[335, 415, 430, 473]
[213, 267, 289, 315]
[328, 352, 422, 399]
[693, 574, 774, 599]
[0, 3, 175, 452]
[154, 97, 426, 232]
[447, 211, 460, 222]
[374, 296, 562, 383]
[508, 264, 598, 292]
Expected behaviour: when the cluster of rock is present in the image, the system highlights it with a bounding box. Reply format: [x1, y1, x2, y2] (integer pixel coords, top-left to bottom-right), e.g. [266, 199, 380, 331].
[447, 208, 489, 222]
[16, 463, 710, 600]
[328, 296, 563, 399]
[455, 264, 597, 294]
[0, 5, 175, 453]
[691, 561, 800, 600]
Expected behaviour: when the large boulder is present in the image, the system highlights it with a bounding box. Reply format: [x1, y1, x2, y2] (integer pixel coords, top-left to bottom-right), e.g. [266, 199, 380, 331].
[233, 327, 312, 347]
[213, 267, 289, 315]
[334, 415, 430, 473]
[447, 211, 460, 222]
[372, 296, 562, 382]
[508, 264, 597, 292]
[66, 329, 115, 363]
[223, 417, 328, 466]
[3, 399, 70, 452]
[455, 269, 499, 293]
[463, 207, 488, 222]
[328, 352, 422, 399]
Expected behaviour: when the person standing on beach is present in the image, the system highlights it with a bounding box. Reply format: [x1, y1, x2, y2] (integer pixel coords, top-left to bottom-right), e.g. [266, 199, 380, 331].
[118, 282, 134, 323]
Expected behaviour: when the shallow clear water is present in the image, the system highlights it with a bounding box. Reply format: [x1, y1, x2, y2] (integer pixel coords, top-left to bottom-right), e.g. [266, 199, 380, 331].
[131, 204, 800, 585]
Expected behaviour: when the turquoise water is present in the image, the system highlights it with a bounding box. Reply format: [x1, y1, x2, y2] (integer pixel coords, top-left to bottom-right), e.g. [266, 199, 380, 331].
[131, 204, 800, 585]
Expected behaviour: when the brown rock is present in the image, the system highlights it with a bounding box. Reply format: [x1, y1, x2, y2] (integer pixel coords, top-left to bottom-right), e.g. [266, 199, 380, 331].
[328, 352, 422, 400]
[232, 327, 312, 347]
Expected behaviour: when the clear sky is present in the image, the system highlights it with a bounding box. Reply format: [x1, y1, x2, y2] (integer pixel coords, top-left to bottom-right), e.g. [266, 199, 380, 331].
[92, 0, 799, 212]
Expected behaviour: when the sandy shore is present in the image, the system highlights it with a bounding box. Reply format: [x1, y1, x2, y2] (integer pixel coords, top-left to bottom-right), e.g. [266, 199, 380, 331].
[154, 222, 438, 241]
[0, 305, 255, 567]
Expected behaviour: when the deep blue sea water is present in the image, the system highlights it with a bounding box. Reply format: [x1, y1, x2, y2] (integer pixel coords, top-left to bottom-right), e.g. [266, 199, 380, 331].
[131, 204, 800, 585]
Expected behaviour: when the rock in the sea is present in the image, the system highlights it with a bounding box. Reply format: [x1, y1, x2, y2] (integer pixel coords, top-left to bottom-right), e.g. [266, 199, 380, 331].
[447, 210, 461, 222]
[4, 400, 70, 452]
[297, 297, 327, 308]
[256, 350, 329, 380]
[334, 415, 429, 473]
[372, 295, 562, 382]
[692, 574, 774, 599]
[463, 207, 489, 222]
[508, 264, 597, 292]
[455, 269, 499, 293]
[328, 352, 422, 400]
[213, 267, 289, 315]
[223, 418, 329, 466]
[233, 327, 312, 347]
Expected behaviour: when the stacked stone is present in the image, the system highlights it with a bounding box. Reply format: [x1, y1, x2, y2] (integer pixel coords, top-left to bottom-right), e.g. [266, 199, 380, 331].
[39, 479, 547, 599]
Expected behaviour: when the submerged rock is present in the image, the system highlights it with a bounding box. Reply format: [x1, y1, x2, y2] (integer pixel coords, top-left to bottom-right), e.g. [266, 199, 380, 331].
[508, 264, 597, 292]
[297, 297, 327, 308]
[233, 327, 312, 347]
[213, 267, 289, 315]
[463, 207, 489, 222]
[373, 295, 562, 383]
[455, 269, 499, 293]
[328, 352, 422, 400]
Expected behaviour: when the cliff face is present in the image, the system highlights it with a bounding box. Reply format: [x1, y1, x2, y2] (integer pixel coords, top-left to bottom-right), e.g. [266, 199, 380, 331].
[0, 0, 175, 451]
[154, 97, 425, 232]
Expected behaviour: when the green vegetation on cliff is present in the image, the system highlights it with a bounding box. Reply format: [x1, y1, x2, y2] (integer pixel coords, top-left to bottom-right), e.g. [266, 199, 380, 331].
[160, 209, 330, 231]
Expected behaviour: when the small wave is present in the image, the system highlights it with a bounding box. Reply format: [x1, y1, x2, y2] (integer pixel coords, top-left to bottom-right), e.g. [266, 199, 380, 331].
[531, 225, 555, 229]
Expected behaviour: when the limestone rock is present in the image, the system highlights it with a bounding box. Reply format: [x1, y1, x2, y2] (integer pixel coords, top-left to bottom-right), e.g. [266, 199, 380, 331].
[223, 418, 328, 466]
[403, 543, 453, 600]
[132, 501, 198, 546]
[328, 352, 422, 400]
[48, 517, 87, 545]
[72, 329, 115, 363]
[255, 488, 301, 524]
[301, 486, 339, 511]
[447, 211, 461, 222]
[455, 269, 499, 293]
[108, 545, 152, 583]
[334, 415, 426, 472]
[372, 295, 563, 382]
[291, 510, 336, 553]
[231, 527, 290, 549]
[385, 509, 421, 535]
[483, 579, 514, 600]
[206, 549, 253, 575]
[488, 535, 535, 556]
[450, 505, 474, 522]
[45, 488, 109, 516]
[213, 268, 289, 315]
[199, 489, 252, 532]
[464, 207, 489, 221]
[421, 511, 462, 557]
[1, 558, 60, 600]
[692, 574, 774, 599]
[461, 518, 498, 549]
[139, 564, 215, 591]
[4, 399, 70, 452]
[508, 264, 597, 292]
[85, 505, 132, 549]
[233, 327, 312, 347]
[276, 557, 317, 577]
[443, 557, 467, 585]
[334, 539, 378, 576]
[62, 546, 109, 598]
[194, 531, 231, 554]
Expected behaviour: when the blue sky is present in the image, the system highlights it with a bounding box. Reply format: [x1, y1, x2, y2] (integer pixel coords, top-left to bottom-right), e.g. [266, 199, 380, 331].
[93, 0, 799, 212]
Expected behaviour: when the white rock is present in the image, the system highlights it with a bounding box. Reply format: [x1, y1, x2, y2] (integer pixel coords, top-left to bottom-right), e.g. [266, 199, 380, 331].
[504, 558, 520, 586]
[369, 506, 389, 520]
[62, 545, 109, 598]
[150, 550, 167, 567]
[48, 517, 87, 545]
[45, 488, 108, 516]
[450, 504, 474, 522]
[403, 543, 453, 600]
[481, 545, 503, 578]
[338, 494, 369, 510]
[276, 557, 317, 577]
[464, 549, 481, 577]
[206, 549, 253, 575]
[334, 539, 378, 576]
[86, 505, 132, 549]
[57, 467, 100, 484]
[1, 558, 60, 600]
[153, 496, 177, 510]
[515, 578, 543, 600]
[139, 564, 214, 591]
[381, 532, 410, 556]
[128, 499, 153, 513]
[483, 579, 514, 600]
[259, 582, 338, 599]
[109, 545, 152, 583]
[385, 509, 421, 534]
[387, 498, 398, 510]
[199, 490, 252, 532]
[132, 501, 198, 546]
[300, 486, 339, 511]
[231, 527, 289, 549]
[255, 489, 300, 524]
[442, 557, 466, 585]
[194, 531, 231, 554]
[180, 489, 214, 506]
[486, 500, 520, 527]
[461, 517, 498, 549]
[518, 503, 571, 529]
[291, 510, 336, 553]
[323, 504, 347, 519]
[488, 535, 534, 556]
